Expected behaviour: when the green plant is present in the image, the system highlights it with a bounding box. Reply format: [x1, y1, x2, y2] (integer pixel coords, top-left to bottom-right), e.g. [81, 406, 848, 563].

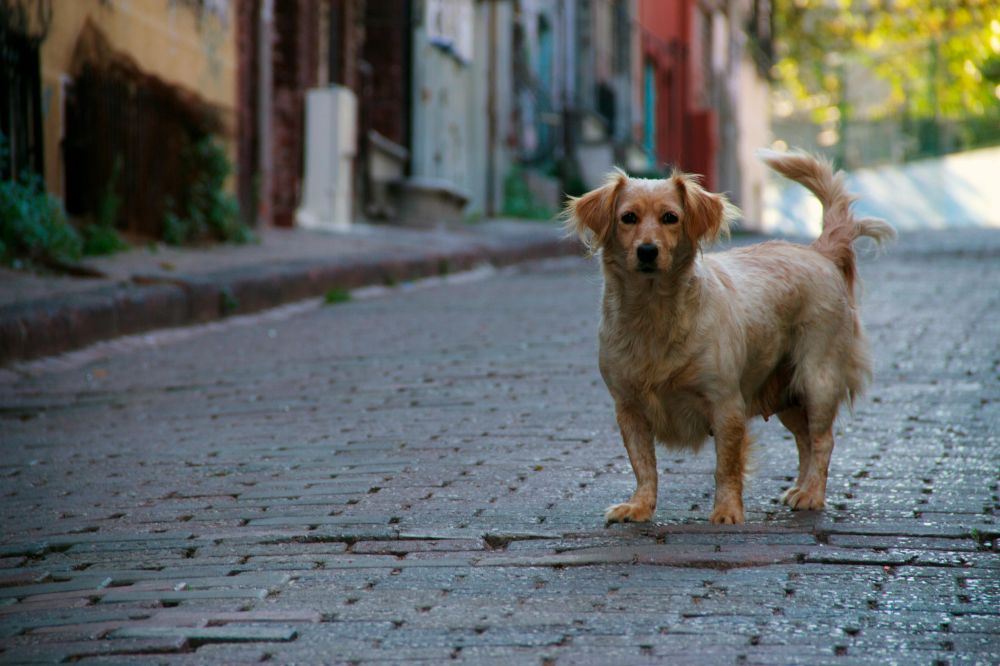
[0, 132, 83, 268]
[220, 287, 239, 315]
[81, 222, 128, 256]
[502, 165, 558, 220]
[98, 156, 123, 229]
[162, 136, 254, 245]
[324, 288, 351, 305]
[81, 156, 128, 256]
[162, 203, 187, 246]
[969, 527, 996, 551]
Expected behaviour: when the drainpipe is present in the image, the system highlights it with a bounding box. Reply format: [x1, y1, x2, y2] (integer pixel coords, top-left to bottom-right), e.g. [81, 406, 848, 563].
[560, 0, 576, 195]
[257, 0, 274, 226]
[486, 0, 497, 215]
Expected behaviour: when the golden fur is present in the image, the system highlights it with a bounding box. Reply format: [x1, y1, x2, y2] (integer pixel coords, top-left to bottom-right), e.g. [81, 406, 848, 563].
[566, 150, 894, 524]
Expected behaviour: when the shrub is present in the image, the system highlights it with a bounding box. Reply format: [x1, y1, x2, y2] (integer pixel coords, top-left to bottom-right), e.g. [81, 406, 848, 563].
[0, 132, 83, 268]
[81, 222, 128, 256]
[502, 166, 558, 220]
[163, 136, 254, 245]
[81, 156, 128, 256]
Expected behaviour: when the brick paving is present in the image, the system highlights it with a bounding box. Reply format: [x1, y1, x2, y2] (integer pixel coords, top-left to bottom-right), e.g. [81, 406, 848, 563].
[0, 228, 997, 664]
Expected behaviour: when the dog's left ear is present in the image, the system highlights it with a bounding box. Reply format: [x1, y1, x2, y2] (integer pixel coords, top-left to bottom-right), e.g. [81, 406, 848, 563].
[564, 169, 628, 252]
[672, 172, 739, 245]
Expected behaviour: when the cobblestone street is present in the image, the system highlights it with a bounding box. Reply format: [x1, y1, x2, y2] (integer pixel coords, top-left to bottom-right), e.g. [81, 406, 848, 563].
[1, 229, 998, 664]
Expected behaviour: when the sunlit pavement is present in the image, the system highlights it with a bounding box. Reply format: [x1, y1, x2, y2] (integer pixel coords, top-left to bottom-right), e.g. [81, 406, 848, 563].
[1, 228, 997, 664]
[764, 146, 1000, 236]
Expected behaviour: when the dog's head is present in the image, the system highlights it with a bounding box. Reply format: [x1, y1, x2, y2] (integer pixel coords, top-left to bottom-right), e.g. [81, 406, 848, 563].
[566, 169, 738, 274]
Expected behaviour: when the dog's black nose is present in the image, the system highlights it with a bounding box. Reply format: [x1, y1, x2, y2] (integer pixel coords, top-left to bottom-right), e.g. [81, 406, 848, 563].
[636, 243, 658, 264]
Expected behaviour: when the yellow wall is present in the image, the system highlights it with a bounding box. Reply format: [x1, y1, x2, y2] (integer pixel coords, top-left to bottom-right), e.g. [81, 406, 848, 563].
[36, 0, 238, 198]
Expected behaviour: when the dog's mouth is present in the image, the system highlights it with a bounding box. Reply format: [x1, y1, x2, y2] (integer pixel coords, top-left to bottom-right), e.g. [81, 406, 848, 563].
[637, 263, 658, 274]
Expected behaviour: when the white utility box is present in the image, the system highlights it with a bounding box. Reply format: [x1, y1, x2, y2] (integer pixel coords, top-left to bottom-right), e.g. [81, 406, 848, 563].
[296, 86, 357, 231]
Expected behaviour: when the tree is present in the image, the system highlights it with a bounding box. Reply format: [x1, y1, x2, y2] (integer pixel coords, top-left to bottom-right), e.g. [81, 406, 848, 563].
[773, 0, 1000, 121]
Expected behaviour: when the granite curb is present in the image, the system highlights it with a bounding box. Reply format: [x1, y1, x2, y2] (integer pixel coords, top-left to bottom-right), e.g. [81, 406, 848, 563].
[0, 232, 580, 366]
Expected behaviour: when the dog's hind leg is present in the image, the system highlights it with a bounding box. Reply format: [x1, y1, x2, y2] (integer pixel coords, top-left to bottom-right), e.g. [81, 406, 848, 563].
[782, 400, 837, 511]
[782, 319, 849, 511]
[777, 407, 812, 505]
[710, 407, 750, 524]
[605, 405, 657, 524]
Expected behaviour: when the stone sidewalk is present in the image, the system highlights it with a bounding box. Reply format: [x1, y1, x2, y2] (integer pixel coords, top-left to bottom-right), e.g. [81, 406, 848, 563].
[0, 228, 997, 664]
[0, 219, 577, 365]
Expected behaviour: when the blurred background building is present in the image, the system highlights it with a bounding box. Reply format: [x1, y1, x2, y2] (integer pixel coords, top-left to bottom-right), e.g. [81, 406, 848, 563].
[2, 0, 997, 244]
[1, 0, 773, 237]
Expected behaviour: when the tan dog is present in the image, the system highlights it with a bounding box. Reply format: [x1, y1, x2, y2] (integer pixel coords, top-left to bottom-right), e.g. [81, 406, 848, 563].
[566, 151, 894, 524]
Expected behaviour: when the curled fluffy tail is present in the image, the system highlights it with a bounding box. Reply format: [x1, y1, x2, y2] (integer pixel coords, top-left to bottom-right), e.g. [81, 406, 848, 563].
[757, 149, 895, 296]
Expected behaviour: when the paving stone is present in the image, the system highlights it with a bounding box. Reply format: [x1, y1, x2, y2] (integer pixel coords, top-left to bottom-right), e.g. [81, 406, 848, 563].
[108, 624, 298, 642]
[76, 566, 245, 583]
[803, 546, 922, 566]
[297, 526, 401, 542]
[949, 614, 1000, 633]
[0, 577, 115, 600]
[310, 555, 405, 569]
[149, 608, 322, 624]
[661, 531, 818, 546]
[352, 538, 485, 554]
[29, 618, 201, 641]
[476, 543, 810, 568]
[236, 485, 375, 500]
[171, 644, 276, 663]
[65, 540, 201, 555]
[0, 543, 49, 558]
[826, 534, 983, 551]
[43, 532, 195, 547]
[99, 588, 269, 603]
[90, 572, 292, 593]
[0, 595, 94, 615]
[0, 636, 188, 663]
[0, 610, 147, 639]
[246, 514, 388, 527]
[0, 570, 51, 589]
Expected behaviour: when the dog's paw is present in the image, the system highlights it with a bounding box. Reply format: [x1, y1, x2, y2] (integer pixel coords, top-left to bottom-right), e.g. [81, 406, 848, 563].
[709, 504, 745, 525]
[780, 486, 800, 506]
[782, 486, 826, 511]
[605, 502, 654, 524]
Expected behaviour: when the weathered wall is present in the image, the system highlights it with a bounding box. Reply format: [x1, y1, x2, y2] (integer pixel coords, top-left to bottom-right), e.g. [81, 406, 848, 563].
[37, 0, 237, 198]
[410, 0, 514, 218]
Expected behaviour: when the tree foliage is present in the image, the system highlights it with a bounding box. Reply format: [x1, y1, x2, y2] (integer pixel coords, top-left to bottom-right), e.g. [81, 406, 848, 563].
[773, 0, 1000, 120]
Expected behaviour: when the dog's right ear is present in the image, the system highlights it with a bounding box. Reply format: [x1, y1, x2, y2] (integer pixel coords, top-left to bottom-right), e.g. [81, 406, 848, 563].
[671, 172, 736, 245]
[563, 169, 628, 253]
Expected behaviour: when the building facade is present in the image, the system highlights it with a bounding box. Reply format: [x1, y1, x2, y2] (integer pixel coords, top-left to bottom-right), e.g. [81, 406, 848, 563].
[638, 0, 772, 223]
[2, 0, 239, 237]
[4, 0, 772, 236]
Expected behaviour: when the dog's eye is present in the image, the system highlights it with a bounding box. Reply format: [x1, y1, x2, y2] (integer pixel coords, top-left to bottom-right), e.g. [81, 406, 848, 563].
[621, 212, 638, 225]
[661, 211, 679, 225]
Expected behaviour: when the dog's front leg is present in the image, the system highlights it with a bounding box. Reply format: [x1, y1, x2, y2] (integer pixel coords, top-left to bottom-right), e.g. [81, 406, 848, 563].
[710, 408, 749, 524]
[605, 404, 657, 524]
